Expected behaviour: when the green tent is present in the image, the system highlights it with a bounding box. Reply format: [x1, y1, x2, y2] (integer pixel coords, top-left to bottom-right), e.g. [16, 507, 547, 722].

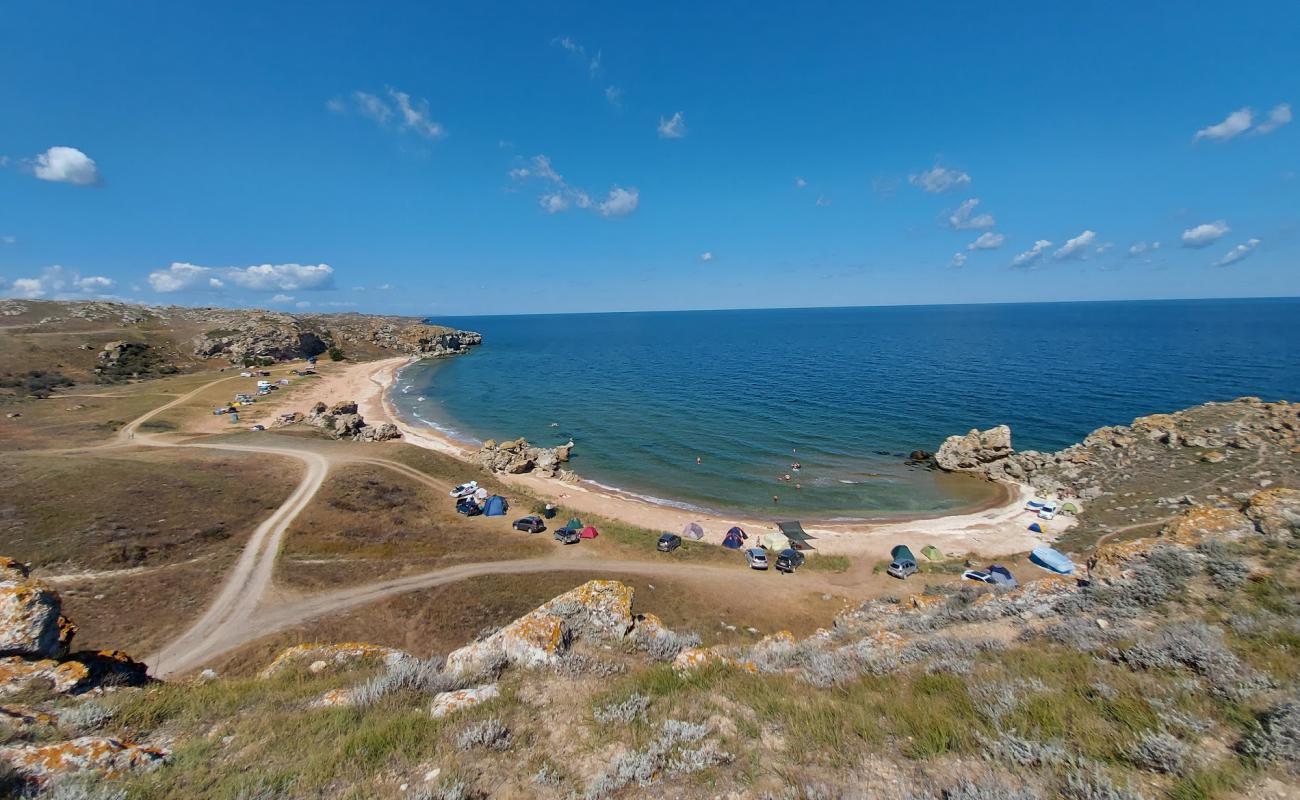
[565, 517, 582, 530]
[921, 545, 943, 561]
[1061, 502, 1079, 514]
[890, 545, 916, 563]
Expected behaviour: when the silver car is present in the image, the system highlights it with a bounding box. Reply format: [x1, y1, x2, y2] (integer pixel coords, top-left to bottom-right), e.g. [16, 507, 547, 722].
[746, 548, 769, 570]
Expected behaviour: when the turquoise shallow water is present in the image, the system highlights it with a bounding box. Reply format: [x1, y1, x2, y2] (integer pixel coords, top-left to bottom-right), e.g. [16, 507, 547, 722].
[389, 299, 1300, 519]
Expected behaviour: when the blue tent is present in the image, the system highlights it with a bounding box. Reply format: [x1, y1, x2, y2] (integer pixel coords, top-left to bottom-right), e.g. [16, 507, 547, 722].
[722, 527, 746, 549]
[483, 495, 508, 517]
[1028, 522, 1045, 533]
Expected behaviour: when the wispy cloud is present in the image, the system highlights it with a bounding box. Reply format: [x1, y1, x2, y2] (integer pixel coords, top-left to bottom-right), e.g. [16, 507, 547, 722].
[147, 262, 335, 293]
[1181, 220, 1229, 248]
[1, 235, 14, 245]
[552, 36, 602, 77]
[1213, 238, 1260, 267]
[946, 198, 995, 230]
[949, 252, 967, 268]
[604, 86, 623, 107]
[815, 196, 832, 207]
[794, 176, 808, 189]
[700, 252, 714, 262]
[328, 88, 444, 140]
[1127, 240, 1161, 257]
[1194, 103, 1291, 141]
[510, 155, 638, 219]
[1053, 230, 1096, 260]
[1011, 240, 1053, 268]
[31, 146, 101, 186]
[966, 232, 1005, 250]
[908, 163, 971, 193]
[657, 111, 687, 139]
[1254, 103, 1292, 135]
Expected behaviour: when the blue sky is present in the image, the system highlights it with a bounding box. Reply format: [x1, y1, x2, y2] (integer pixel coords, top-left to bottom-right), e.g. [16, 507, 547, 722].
[1, 1, 1298, 315]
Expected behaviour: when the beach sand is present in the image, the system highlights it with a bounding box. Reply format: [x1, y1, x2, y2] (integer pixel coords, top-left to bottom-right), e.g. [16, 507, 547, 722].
[337, 357, 1075, 559]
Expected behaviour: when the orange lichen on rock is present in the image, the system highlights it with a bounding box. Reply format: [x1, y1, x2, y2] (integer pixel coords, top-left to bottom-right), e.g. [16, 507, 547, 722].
[1161, 505, 1254, 545]
[259, 642, 410, 679]
[0, 736, 167, 785]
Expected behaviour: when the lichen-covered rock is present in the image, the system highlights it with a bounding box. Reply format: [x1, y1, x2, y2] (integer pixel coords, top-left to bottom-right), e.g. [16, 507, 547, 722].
[0, 657, 92, 696]
[69, 649, 152, 689]
[1246, 488, 1300, 539]
[0, 736, 167, 785]
[0, 562, 75, 660]
[430, 684, 499, 719]
[445, 580, 634, 676]
[0, 704, 57, 734]
[311, 688, 356, 708]
[259, 642, 411, 679]
[672, 646, 736, 674]
[1161, 506, 1255, 545]
[471, 438, 576, 478]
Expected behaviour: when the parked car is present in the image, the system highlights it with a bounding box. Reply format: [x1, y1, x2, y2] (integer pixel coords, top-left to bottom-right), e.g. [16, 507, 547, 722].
[745, 548, 769, 570]
[555, 528, 581, 545]
[513, 515, 546, 533]
[249, 424, 266, 432]
[657, 533, 682, 552]
[456, 500, 482, 517]
[775, 548, 805, 574]
[1038, 501, 1059, 520]
[887, 544, 919, 580]
[962, 569, 996, 584]
[239, 371, 253, 378]
[449, 481, 478, 499]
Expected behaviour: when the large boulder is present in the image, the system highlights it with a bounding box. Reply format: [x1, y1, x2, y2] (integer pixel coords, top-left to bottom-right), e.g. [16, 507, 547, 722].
[0, 559, 75, 660]
[934, 425, 1015, 476]
[430, 684, 499, 718]
[471, 438, 575, 478]
[357, 423, 402, 442]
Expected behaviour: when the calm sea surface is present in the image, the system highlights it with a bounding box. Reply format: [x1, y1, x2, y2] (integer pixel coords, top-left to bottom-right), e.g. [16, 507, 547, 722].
[390, 299, 1300, 518]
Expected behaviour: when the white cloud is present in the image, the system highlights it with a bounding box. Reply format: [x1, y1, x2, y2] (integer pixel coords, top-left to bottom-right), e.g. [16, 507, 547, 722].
[700, 252, 714, 262]
[1128, 240, 1161, 256]
[1011, 240, 1053, 268]
[1181, 220, 1229, 248]
[949, 252, 967, 268]
[1254, 103, 1292, 135]
[511, 155, 635, 218]
[815, 196, 831, 207]
[908, 164, 971, 193]
[295, 301, 311, 308]
[147, 262, 335, 293]
[597, 186, 639, 217]
[946, 198, 995, 230]
[0, 266, 114, 299]
[657, 111, 687, 139]
[1213, 238, 1261, 267]
[966, 232, 1005, 250]
[552, 36, 601, 76]
[32, 146, 101, 186]
[794, 176, 807, 189]
[333, 88, 444, 139]
[605, 86, 623, 106]
[1, 235, 14, 245]
[1053, 230, 1097, 260]
[271, 294, 294, 303]
[387, 88, 444, 139]
[1194, 108, 1252, 142]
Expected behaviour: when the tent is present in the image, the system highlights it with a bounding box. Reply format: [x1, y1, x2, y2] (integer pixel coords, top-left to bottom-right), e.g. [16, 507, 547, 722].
[891, 544, 916, 563]
[921, 545, 943, 561]
[760, 531, 791, 552]
[483, 495, 508, 517]
[1030, 546, 1075, 575]
[565, 517, 583, 531]
[580, 525, 599, 539]
[722, 528, 746, 549]
[682, 521, 705, 540]
[1028, 522, 1045, 533]
[1061, 502, 1079, 514]
[778, 521, 816, 550]
[988, 565, 1019, 587]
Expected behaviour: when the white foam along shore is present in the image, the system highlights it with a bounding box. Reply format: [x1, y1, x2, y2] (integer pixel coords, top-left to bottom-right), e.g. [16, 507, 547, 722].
[358, 356, 1069, 559]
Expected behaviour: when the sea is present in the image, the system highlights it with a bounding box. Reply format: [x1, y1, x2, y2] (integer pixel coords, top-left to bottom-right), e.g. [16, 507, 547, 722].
[388, 298, 1300, 520]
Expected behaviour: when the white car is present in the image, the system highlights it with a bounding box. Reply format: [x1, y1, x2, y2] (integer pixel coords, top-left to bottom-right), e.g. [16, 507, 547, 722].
[1038, 502, 1059, 520]
[449, 481, 479, 499]
[240, 371, 253, 377]
[745, 548, 769, 570]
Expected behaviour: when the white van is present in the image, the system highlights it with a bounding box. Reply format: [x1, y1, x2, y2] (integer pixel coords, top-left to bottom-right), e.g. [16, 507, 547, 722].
[256, 380, 272, 388]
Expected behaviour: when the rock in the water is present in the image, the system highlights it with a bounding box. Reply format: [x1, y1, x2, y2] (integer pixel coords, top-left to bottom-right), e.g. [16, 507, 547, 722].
[934, 425, 1014, 476]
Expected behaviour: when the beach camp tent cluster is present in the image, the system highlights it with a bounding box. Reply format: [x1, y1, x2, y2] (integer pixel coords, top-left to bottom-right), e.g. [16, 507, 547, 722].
[452, 481, 509, 519]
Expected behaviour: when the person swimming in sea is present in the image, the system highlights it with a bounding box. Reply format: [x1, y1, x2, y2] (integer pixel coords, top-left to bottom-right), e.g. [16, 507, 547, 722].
[696, 456, 702, 465]
[772, 494, 779, 504]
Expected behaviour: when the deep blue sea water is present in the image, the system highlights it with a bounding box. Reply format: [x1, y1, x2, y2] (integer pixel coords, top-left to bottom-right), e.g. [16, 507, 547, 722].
[391, 299, 1300, 518]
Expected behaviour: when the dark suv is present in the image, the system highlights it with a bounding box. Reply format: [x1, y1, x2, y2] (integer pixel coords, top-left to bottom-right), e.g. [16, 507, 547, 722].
[657, 533, 682, 552]
[775, 548, 805, 574]
[555, 528, 581, 545]
[513, 515, 546, 533]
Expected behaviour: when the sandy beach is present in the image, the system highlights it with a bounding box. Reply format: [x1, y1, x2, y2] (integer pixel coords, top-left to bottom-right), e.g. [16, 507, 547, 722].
[330, 356, 1075, 559]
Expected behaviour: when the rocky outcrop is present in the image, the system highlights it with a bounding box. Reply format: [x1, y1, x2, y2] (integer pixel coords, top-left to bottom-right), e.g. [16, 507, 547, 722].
[341, 323, 483, 357]
[193, 316, 332, 364]
[0, 558, 75, 660]
[1, 736, 167, 787]
[934, 425, 1015, 476]
[431, 684, 499, 718]
[445, 580, 634, 676]
[471, 437, 577, 480]
[259, 642, 412, 679]
[301, 401, 402, 443]
[1247, 488, 1300, 539]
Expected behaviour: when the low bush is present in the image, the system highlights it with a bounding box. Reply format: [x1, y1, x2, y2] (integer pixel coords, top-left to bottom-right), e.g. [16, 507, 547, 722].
[455, 717, 511, 751]
[1237, 696, 1300, 771]
[352, 658, 462, 708]
[1057, 766, 1147, 800]
[583, 719, 730, 798]
[593, 692, 650, 725]
[1127, 730, 1187, 774]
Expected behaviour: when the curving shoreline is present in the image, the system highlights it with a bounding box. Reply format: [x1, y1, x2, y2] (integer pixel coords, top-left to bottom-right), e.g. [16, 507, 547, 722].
[357, 356, 1065, 557]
